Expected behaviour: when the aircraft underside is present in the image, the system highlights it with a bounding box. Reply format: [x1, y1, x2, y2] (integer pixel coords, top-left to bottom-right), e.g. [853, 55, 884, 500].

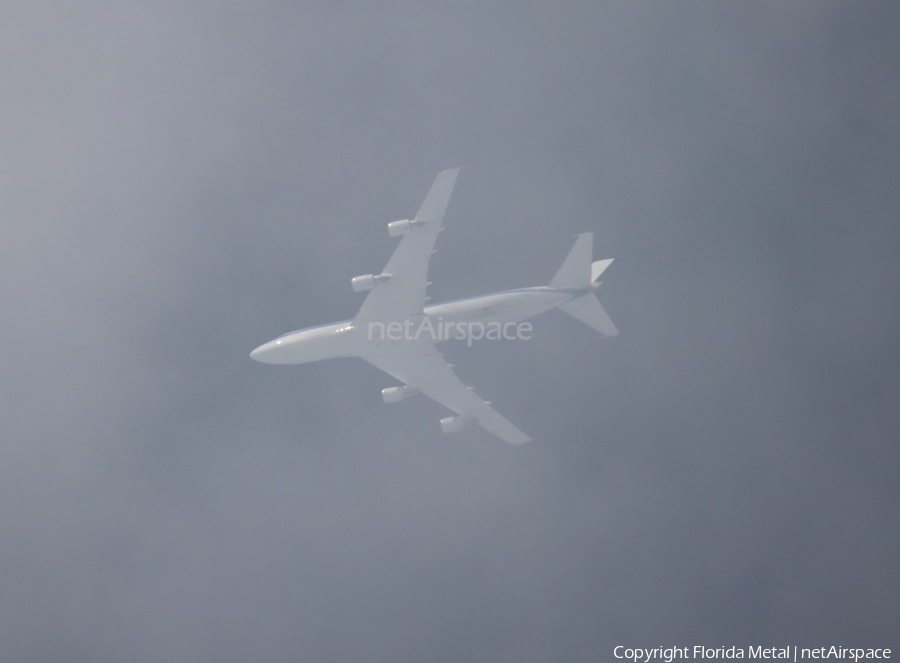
[250, 168, 617, 444]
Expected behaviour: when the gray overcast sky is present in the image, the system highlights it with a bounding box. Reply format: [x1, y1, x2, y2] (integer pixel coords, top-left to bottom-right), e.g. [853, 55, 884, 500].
[2, 2, 899, 661]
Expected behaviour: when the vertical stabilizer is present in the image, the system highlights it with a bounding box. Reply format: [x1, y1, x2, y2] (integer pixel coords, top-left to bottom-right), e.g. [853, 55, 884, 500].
[549, 233, 594, 289]
[551, 233, 618, 336]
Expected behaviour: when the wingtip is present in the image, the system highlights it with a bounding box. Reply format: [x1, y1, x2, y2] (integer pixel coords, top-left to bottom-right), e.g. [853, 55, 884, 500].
[439, 165, 471, 176]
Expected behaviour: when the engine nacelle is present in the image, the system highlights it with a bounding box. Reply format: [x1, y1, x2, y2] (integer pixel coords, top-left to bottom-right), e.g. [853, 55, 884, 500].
[382, 386, 419, 404]
[440, 415, 473, 434]
[387, 218, 423, 237]
[351, 273, 391, 292]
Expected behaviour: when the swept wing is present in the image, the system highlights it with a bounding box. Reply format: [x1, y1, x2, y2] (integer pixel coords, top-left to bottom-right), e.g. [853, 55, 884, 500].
[353, 168, 460, 325]
[364, 343, 531, 445]
[353, 168, 530, 443]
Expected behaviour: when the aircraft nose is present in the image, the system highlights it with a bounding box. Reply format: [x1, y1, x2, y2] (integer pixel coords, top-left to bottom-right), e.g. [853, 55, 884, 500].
[251, 337, 291, 363]
[249, 342, 270, 362]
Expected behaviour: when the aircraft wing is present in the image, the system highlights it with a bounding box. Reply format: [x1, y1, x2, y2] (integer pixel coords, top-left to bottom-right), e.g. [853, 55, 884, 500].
[363, 343, 532, 445]
[353, 168, 460, 325]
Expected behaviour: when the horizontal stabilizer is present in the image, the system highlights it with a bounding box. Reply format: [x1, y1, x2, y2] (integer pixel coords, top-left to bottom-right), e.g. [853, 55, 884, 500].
[558, 293, 618, 337]
[591, 258, 613, 283]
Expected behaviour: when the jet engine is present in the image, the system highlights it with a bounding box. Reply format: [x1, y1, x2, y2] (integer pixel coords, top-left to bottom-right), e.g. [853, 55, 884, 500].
[351, 272, 391, 292]
[382, 386, 418, 403]
[440, 415, 473, 434]
[387, 218, 423, 237]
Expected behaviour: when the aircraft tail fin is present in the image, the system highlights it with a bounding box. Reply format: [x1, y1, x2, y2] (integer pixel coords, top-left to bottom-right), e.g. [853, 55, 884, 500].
[549, 233, 594, 289]
[549, 233, 615, 289]
[557, 292, 619, 337]
[550, 233, 618, 336]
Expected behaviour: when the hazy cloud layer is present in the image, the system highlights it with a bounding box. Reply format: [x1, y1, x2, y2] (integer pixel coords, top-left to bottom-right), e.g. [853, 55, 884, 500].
[2, 2, 898, 661]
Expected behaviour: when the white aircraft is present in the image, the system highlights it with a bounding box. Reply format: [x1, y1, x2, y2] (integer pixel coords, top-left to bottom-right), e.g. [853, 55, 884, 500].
[250, 168, 617, 444]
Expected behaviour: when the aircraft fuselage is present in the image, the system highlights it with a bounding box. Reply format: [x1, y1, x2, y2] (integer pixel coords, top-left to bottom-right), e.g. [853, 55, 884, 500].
[250, 286, 575, 365]
[249, 168, 616, 444]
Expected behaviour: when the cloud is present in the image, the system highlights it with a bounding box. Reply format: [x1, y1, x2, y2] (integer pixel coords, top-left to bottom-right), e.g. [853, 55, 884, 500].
[2, 2, 898, 660]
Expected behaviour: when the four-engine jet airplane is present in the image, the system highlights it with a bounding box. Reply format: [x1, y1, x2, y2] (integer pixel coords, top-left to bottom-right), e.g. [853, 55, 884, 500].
[250, 168, 618, 444]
